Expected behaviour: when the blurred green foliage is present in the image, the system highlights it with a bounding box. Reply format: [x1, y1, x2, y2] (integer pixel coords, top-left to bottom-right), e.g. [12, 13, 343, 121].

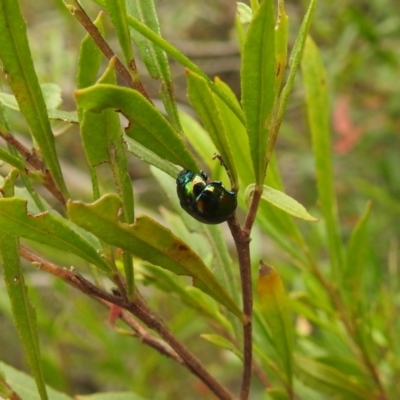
[0, 0, 399, 399]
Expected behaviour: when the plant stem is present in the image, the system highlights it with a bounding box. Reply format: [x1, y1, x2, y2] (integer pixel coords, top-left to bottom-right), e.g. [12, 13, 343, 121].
[228, 214, 253, 400]
[98, 298, 185, 365]
[0, 130, 66, 205]
[131, 292, 234, 400]
[20, 247, 233, 400]
[69, 1, 151, 102]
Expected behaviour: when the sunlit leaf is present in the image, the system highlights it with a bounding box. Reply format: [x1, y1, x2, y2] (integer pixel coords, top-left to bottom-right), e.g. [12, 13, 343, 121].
[237, 2, 253, 24]
[241, 0, 275, 185]
[246, 184, 318, 221]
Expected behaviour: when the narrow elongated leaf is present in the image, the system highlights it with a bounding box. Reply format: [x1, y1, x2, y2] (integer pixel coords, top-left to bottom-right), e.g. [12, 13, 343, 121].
[0, 232, 49, 400]
[0, 0, 68, 199]
[246, 184, 317, 221]
[74, 84, 198, 171]
[141, 263, 232, 333]
[266, 388, 290, 400]
[274, 1, 289, 94]
[257, 263, 293, 387]
[295, 355, 374, 400]
[187, 70, 238, 190]
[77, 12, 104, 91]
[0, 173, 48, 400]
[0, 92, 78, 123]
[67, 194, 244, 321]
[179, 111, 216, 171]
[241, 0, 275, 185]
[0, 362, 72, 400]
[203, 224, 242, 342]
[274, 0, 318, 131]
[0, 198, 110, 272]
[126, 1, 182, 133]
[105, 0, 134, 64]
[201, 334, 242, 360]
[214, 77, 254, 188]
[343, 201, 372, 300]
[125, 135, 179, 178]
[76, 392, 145, 400]
[126, 14, 246, 126]
[0, 147, 25, 170]
[301, 36, 344, 278]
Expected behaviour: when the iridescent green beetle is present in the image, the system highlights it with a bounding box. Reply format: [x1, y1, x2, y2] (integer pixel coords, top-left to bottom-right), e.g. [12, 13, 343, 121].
[176, 169, 237, 224]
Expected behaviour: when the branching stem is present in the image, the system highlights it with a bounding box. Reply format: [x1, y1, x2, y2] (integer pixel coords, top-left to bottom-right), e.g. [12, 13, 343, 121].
[20, 247, 233, 400]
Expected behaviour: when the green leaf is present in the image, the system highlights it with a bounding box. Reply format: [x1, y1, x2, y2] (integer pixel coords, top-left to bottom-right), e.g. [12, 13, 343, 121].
[200, 334, 242, 360]
[105, 0, 134, 64]
[214, 77, 254, 188]
[186, 70, 238, 190]
[78, 34, 114, 166]
[76, 393, 145, 400]
[0, 0, 68, 199]
[343, 201, 372, 300]
[301, 36, 344, 278]
[125, 135, 179, 178]
[245, 184, 318, 221]
[257, 263, 293, 388]
[203, 224, 242, 342]
[0, 372, 14, 399]
[0, 232, 49, 400]
[241, 0, 275, 185]
[237, 2, 253, 24]
[126, 14, 246, 126]
[274, 0, 318, 132]
[126, 1, 182, 133]
[295, 355, 374, 400]
[81, 59, 135, 292]
[179, 110, 216, 172]
[77, 12, 104, 91]
[0, 362, 73, 400]
[67, 194, 244, 321]
[0, 90, 78, 123]
[40, 83, 62, 110]
[0, 146, 25, 170]
[274, 1, 289, 95]
[140, 263, 233, 334]
[74, 84, 198, 172]
[266, 388, 290, 400]
[0, 197, 110, 272]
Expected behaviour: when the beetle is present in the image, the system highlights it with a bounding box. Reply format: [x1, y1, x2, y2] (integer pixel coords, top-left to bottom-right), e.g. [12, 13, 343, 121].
[176, 169, 237, 224]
